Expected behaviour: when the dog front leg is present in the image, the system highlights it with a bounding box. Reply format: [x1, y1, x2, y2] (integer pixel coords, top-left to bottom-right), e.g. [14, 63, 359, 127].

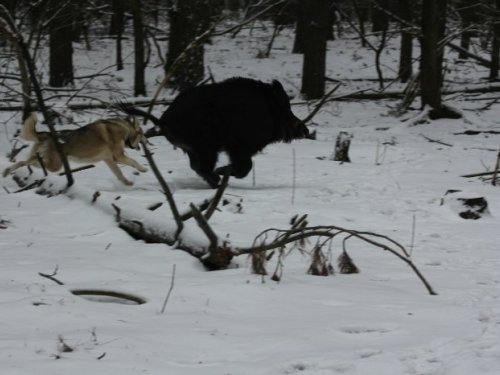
[116, 154, 148, 173]
[104, 159, 134, 185]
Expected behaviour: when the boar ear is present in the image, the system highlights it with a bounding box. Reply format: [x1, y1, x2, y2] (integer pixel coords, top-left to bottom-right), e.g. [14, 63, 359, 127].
[271, 80, 284, 92]
[271, 80, 291, 105]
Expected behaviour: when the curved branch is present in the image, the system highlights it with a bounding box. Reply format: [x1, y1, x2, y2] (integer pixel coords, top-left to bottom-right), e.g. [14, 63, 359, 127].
[234, 225, 436, 295]
[140, 140, 184, 239]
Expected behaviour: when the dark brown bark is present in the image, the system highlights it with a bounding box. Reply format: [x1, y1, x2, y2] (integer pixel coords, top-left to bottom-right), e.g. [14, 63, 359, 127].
[48, 0, 74, 87]
[490, 0, 500, 80]
[420, 0, 451, 117]
[111, 0, 125, 70]
[131, 0, 146, 96]
[109, 0, 122, 35]
[292, 0, 307, 53]
[165, 0, 214, 90]
[398, 0, 413, 82]
[0, 0, 14, 15]
[353, 0, 368, 47]
[371, 0, 389, 32]
[456, 0, 475, 60]
[301, 0, 329, 99]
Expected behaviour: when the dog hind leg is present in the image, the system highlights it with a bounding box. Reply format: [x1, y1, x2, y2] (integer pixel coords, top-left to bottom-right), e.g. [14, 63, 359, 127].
[2, 157, 39, 177]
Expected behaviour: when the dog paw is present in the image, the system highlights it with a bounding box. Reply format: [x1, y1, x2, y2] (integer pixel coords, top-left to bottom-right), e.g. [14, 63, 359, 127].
[2, 168, 10, 178]
[138, 166, 148, 173]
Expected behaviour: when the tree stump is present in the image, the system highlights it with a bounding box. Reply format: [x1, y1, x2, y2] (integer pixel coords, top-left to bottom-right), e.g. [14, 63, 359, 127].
[331, 131, 352, 162]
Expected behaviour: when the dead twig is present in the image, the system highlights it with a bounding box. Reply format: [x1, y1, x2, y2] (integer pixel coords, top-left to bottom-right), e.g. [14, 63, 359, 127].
[492, 149, 500, 186]
[301, 83, 342, 124]
[57, 165, 95, 176]
[38, 265, 64, 285]
[160, 264, 176, 314]
[420, 134, 453, 147]
[205, 167, 231, 220]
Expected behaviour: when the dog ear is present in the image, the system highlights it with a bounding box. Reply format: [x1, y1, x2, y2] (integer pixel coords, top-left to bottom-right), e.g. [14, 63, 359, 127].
[132, 116, 140, 130]
[132, 116, 147, 143]
[128, 116, 140, 131]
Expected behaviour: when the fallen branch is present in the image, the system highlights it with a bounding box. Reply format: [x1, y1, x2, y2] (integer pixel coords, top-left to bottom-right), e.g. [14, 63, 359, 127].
[140, 139, 183, 239]
[461, 170, 498, 178]
[420, 134, 453, 147]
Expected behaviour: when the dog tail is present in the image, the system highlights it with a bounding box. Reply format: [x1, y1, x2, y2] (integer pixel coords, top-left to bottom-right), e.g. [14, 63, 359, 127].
[117, 102, 162, 127]
[21, 113, 39, 142]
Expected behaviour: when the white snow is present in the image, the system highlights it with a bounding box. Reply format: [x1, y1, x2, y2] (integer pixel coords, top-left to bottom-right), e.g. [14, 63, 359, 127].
[1, 22, 499, 375]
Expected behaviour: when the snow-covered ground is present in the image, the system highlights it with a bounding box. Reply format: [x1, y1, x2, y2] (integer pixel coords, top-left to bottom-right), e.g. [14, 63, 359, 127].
[1, 23, 499, 375]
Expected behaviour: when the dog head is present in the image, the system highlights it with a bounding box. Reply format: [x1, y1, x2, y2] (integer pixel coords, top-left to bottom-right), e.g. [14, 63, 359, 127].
[127, 116, 147, 150]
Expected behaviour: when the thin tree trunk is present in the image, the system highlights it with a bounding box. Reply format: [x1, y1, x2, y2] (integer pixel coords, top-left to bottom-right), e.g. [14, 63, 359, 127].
[301, 0, 329, 100]
[292, 0, 307, 53]
[131, 0, 146, 96]
[371, 0, 388, 32]
[490, 0, 500, 80]
[457, 0, 473, 60]
[48, 0, 74, 87]
[353, 0, 368, 48]
[165, 0, 211, 90]
[419, 0, 446, 114]
[115, 0, 124, 71]
[398, 0, 413, 82]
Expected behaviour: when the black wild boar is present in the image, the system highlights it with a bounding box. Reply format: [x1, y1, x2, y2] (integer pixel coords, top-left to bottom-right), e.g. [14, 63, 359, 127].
[120, 77, 309, 187]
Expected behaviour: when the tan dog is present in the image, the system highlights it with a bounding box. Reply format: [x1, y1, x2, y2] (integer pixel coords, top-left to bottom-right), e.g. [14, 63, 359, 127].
[3, 113, 148, 185]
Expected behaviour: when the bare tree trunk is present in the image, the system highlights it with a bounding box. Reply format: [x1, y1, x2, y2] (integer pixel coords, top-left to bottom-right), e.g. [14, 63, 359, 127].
[292, 0, 307, 53]
[490, 0, 500, 80]
[109, 0, 122, 35]
[353, 0, 368, 48]
[456, 0, 474, 60]
[110, 0, 125, 71]
[131, 0, 146, 96]
[398, 0, 413, 82]
[301, 0, 329, 100]
[420, 0, 456, 118]
[48, 0, 74, 87]
[165, 0, 213, 90]
[371, 0, 388, 32]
